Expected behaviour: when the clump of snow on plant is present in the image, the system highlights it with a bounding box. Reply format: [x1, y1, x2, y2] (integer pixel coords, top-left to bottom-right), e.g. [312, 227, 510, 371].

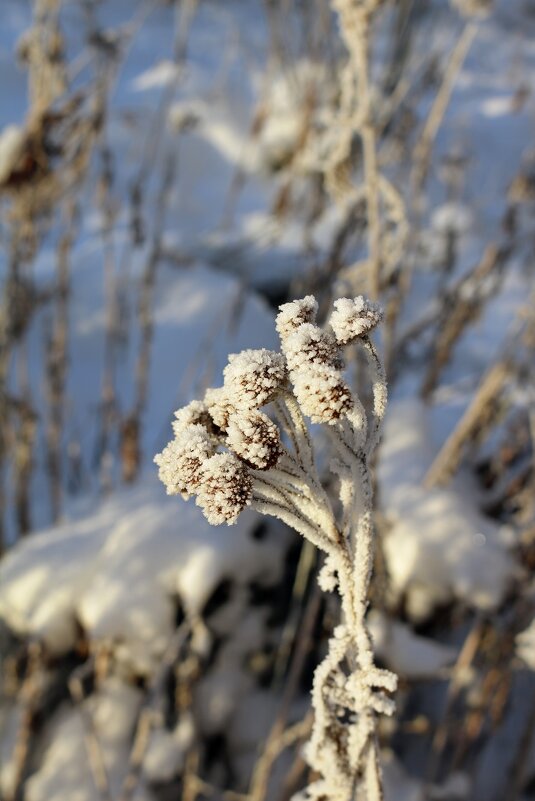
[0, 124, 24, 184]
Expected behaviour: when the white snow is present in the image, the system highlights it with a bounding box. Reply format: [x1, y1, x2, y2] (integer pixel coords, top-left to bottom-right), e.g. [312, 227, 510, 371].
[131, 60, 180, 92]
[142, 715, 194, 783]
[0, 481, 284, 673]
[368, 611, 457, 679]
[379, 399, 515, 621]
[0, 123, 24, 183]
[516, 616, 535, 671]
[25, 678, 151, 801]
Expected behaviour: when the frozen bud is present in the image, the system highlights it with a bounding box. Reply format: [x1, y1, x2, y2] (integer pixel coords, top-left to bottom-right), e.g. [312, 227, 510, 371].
[276, 295, 318, 340]
[329, 296, 383, 345]
[226, 410, 282, 470]
[223, 349, 286, 408]
[172, 400, 214, 436]
[292, 365, 353, 424]
[154, 424, 214, 498]
[204, 387, 237, 432]
[283, 323, 343, 372]
[196, 453, 253, 525]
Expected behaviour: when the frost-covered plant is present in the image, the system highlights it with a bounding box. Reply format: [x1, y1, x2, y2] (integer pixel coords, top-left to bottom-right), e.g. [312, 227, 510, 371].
[155, 295, 397, 801]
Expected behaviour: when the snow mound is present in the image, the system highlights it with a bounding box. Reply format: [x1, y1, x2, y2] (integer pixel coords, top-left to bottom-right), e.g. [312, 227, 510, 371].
[0, 480, 285, 673]
[379, 399, 515, 621]
[369, 611, 457, 679]
[25, 678, 151, 801]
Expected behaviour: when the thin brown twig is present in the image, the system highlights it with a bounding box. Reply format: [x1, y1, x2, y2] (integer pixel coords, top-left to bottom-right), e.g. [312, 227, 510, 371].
[411, 21, 478, 196]
[69, 658, 113, 801]
[423, 361, 509, 489]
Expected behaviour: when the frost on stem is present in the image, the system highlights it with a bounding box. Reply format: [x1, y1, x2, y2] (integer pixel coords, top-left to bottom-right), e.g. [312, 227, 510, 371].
[155, 295, 396, 801]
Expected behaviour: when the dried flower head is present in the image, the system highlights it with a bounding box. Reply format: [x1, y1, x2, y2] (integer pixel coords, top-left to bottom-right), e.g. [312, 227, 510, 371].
[203, 387, 237, 432]
[226, 410, 282, 470]
[196, 452, 253, 525]
[292, 364, 353, 424]
[329, 296, 383, 345]
[155, 293, 391, 801]
[223, 348, 286, 408]
[283, 323, 343, 373]
[172, 400, 214, 437]
[154, 424, 214, 498]
[276, 295, 318, 340]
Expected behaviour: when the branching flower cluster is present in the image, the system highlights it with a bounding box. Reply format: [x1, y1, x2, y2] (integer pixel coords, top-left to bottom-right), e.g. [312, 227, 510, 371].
[155, 295, 397, 801]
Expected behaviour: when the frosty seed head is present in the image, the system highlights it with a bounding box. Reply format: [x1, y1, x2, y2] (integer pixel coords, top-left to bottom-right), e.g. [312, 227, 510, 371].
[172, 400, 214, 437]
[329, 296, 383, 345]
[292, 364, 353, 425]
[204, 386, 237, 432]
[223, 349, 286, 408]
[196, 452, 253, 525]
[283, 323, 343, 372]
[154, 424, 214, 498]
[226, 410, 282, 470]
[276, 295, 318, 340]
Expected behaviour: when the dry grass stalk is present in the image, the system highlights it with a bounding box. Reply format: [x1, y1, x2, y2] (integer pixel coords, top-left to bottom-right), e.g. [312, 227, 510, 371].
[251, 580, 321, 801]
[423, 361, 509, 489]
[13, 400, 37, 536]
[249, 716, 313, 801]
[69, 658, 113, 801]
[327, 2, 382, 299]
[421, 242, 511, 399]
[45, 199, 79, 520]
[7, 643, 43, 801]
[411, 21, 478, 196]
[119, 623, 189, 801]
[424, 617, 483, 788]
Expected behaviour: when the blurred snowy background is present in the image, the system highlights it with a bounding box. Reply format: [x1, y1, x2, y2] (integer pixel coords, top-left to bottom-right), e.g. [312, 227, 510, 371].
[0, 1, 535, 799]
